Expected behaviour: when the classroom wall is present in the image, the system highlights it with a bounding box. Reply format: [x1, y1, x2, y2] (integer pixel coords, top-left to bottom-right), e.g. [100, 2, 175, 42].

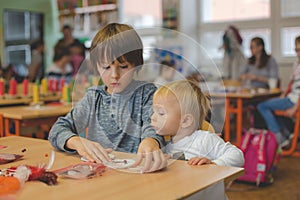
[0, 0, 61, 69]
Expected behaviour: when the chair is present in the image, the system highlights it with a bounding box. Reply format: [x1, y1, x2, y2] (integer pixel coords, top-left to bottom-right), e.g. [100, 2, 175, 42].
[274, 97, 300, 157]
[201, 120, 215, 133]
[222, 79, 242, 87]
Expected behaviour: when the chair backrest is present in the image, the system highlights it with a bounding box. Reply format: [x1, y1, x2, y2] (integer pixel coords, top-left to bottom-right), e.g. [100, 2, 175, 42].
[222, 79, 242, 87]
[274, 96, 300, 156]
[201, 120, 215, 133]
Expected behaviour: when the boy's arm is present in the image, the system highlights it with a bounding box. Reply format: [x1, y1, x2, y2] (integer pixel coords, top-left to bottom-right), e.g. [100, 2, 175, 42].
[132, 83, 167, 172]
[48, 90, 92, 152]
[141, 84, 166, 148]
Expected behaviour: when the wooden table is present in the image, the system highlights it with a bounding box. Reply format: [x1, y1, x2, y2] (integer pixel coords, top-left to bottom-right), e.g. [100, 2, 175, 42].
[0, 95, 62, 107]
[0, 104, 72, 137]
[0, 98, 32, 106]
[210, 90, 281, 146]
[0, 136, 244, 200]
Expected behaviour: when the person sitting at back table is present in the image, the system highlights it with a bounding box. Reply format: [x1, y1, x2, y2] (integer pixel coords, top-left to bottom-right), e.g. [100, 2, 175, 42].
[46, 47, 73, 85]
[151, 80, 244, 167]
[55, 25, 85, 51]
[28, 40, 45, 82]
[240, 37, 279, 88]
[154, 60, 176, 87]
[55, 25, 85, 75]
[257, 35, 300, 148]
[70, 42, 85, 76]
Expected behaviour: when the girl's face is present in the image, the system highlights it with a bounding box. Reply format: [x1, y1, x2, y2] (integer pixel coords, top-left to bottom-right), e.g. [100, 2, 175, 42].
[295, 42, 300, 60]
[98, 60, 135, 94]
[250, 41, 262, 57]
[151, 93, 182, 136]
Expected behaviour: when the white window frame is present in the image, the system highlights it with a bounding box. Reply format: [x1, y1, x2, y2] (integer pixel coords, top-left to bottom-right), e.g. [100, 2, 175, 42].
[198, 0, 300, 64]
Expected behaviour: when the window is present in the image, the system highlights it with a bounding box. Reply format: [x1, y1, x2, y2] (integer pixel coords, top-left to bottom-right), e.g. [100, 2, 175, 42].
[4, 10, 30, 41]
[281, 27, 300, 56]
[202, 0, 270, 23]
[120, 0, 162, 28]
[119, 0, 162, 63]
[199, 0, 300, 62]
[202, 29, 271, 59]
[201, 31, 223, 59]
[281, 0, 300, 17]
[5, 45, 31, 65]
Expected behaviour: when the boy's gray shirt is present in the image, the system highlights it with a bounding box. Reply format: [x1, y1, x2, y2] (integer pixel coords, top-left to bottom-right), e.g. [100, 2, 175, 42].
[48, 80, 165, 153]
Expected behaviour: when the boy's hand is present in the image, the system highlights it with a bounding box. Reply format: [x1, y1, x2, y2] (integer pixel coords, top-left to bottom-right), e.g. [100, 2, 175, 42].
[187, 157, 215, 165]
[66, 136, 112, 163]
[133, 138, 167, 173]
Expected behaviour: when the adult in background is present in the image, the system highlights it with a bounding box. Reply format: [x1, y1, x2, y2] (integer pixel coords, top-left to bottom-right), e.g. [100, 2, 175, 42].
[28, 40, 45, 82]
[55, 25, 85, 74]
[221, 25, 246, 80]
[240, 37, 279, 88]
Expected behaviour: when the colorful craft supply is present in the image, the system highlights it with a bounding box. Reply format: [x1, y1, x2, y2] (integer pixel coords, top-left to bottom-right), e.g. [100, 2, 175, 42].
[33, 80, 40, 104]
[53, 80, 59, 92]
[60, 78, 65, 92]
[9, 78, 17, 96]
[22, 78, 28, 96]
[0, 78, 4, 97]
[0, 176, 21, 196]
[48, 79, 53, 93]
[62, 85, 71, 103]
[41, 78, 48, 95]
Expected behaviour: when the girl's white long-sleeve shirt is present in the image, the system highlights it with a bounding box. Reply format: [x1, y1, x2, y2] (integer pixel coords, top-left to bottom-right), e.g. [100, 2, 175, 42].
[166, 130, 244, 167]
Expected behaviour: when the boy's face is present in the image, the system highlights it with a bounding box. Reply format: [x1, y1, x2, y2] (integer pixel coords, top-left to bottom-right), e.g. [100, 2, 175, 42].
[151, 93, 182, 136]
[98, 60, 135, 94]
[295, 42, 300, 60]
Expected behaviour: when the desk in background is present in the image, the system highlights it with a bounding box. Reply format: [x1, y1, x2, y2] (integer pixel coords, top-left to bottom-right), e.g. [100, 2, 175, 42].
[0, 94, 62, 107]
[210, 90, 281, 146]
[0, 104, 72, 138]
[0, 136, 244, 200]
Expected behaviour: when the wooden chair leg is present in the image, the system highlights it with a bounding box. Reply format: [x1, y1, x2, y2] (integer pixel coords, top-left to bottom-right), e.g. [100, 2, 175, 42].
[282, 115, 300, 157]
[0, 114, 3, 137]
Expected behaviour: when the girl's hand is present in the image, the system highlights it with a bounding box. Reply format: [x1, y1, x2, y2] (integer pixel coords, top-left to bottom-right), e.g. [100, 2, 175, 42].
[66, 136, 112, 163]
[133, 138, 167, 173]
[187, 157, 215, 165]
[248, 74, 257, 80]
[240, 74, 247, 81]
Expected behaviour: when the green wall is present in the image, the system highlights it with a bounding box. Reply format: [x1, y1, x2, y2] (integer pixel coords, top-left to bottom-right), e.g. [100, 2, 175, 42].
[0, 0, 61, 69]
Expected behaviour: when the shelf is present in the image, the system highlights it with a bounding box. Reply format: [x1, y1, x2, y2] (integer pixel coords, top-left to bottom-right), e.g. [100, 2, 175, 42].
[59, 3, 117, 15]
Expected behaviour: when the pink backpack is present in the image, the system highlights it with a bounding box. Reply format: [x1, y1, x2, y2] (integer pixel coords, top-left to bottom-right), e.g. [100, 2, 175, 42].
[238, 128, 281, 186]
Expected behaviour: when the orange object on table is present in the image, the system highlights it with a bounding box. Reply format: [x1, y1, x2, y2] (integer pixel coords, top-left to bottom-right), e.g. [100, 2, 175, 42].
[0, 176, 21, 195]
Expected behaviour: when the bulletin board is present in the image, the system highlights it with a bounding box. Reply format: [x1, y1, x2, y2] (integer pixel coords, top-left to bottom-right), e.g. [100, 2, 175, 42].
[153, 46, 183, 73]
